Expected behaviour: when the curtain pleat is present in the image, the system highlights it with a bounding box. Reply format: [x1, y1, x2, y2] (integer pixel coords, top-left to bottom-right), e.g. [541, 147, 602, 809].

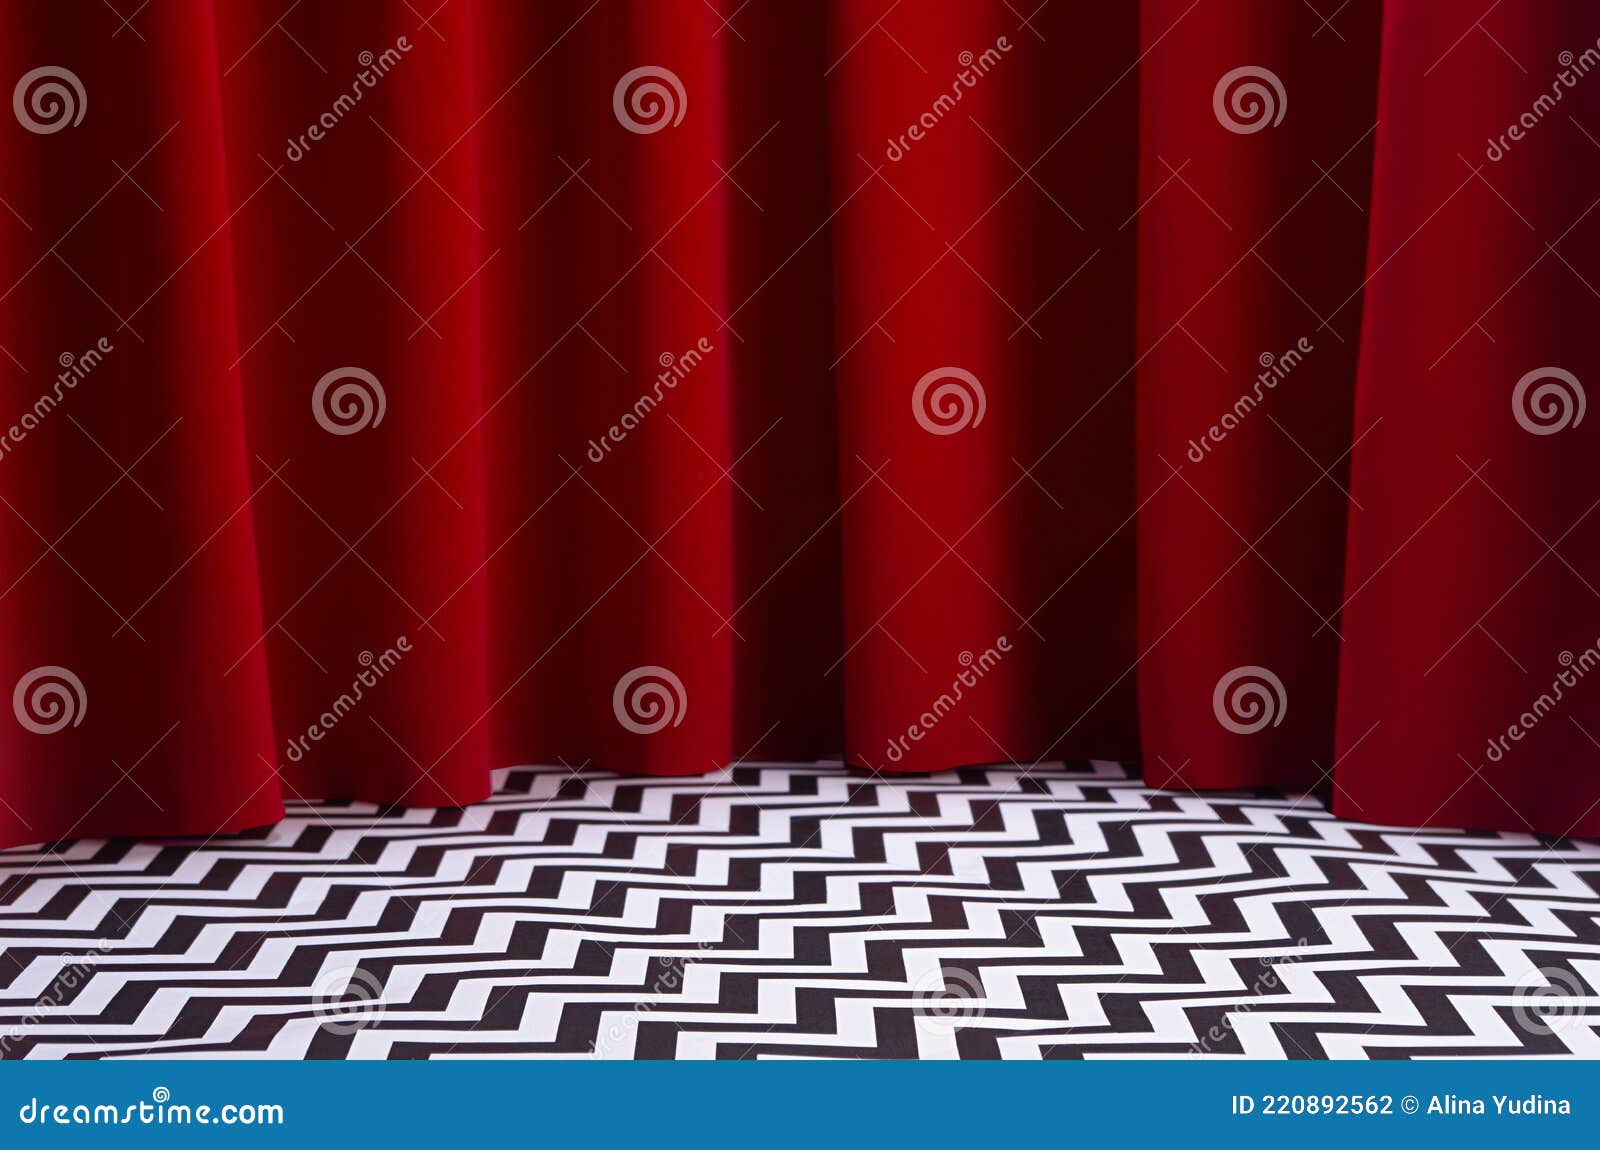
[827, 1, 1142, 774]
[0, 0, 1596, 850]
[1135, 0, 1381, 791]
[1335, 4, 1600, 833]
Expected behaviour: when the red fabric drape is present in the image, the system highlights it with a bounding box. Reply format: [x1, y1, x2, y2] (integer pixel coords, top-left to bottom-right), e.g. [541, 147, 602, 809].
[1, 0, 1597, 849]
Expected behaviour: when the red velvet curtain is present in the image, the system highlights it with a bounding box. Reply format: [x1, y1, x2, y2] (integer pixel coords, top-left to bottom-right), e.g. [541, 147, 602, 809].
[0, 0, 1596, 849]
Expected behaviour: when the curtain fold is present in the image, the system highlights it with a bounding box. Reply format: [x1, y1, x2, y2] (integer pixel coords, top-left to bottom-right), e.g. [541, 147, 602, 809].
[1334, 3, 1600, 833]
[0, 0, 1596, 850]
[1135, 0, 1381, 792]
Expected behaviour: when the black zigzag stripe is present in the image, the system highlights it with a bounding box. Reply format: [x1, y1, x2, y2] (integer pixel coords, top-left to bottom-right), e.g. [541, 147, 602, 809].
[0, 763, 1597, 1059]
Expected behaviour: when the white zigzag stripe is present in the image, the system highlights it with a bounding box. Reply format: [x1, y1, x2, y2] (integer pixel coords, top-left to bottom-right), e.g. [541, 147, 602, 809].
[1, 763, 1597, 1059]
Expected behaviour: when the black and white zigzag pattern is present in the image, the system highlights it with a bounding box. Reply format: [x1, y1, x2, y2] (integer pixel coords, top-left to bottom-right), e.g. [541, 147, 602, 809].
[1, 762, 1598, 1059]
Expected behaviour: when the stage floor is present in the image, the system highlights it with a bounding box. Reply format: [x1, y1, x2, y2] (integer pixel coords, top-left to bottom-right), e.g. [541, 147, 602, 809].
[2, 761, 1597, 1058]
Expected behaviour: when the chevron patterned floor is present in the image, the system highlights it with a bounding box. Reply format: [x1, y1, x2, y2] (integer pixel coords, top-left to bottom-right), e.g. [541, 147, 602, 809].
[1, 761, 1598, 1059]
